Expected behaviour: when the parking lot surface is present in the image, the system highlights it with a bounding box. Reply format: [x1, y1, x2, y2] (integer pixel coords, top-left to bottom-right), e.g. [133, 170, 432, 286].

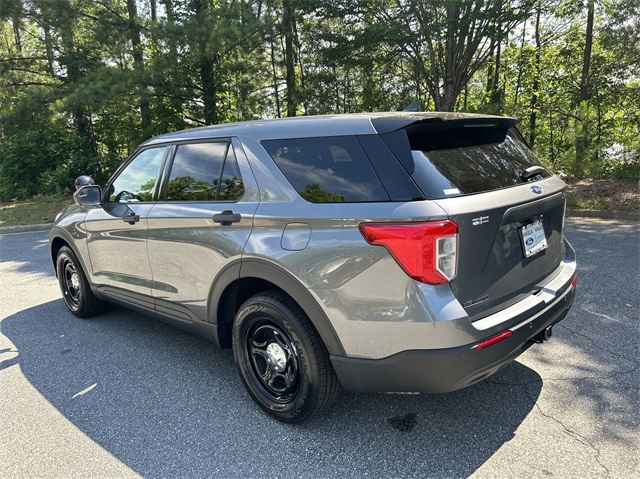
[1, 218, 638, 478]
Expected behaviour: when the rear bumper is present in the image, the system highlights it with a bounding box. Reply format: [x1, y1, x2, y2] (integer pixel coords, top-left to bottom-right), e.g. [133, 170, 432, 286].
[330, 280, 575, 393]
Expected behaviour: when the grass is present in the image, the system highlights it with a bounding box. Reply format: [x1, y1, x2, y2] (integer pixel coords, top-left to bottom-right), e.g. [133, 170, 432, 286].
[565, 195, 615, 211]
[566, 194, 638, 212]
[0, 195, 72, 227]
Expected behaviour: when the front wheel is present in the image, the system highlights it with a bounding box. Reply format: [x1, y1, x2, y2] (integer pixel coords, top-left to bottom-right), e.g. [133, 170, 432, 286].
[56, 246, 107, 318]
[232, 292, 340, 423]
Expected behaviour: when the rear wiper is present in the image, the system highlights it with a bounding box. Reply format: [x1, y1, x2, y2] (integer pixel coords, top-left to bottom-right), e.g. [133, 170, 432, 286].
[521, 166, 546, 182]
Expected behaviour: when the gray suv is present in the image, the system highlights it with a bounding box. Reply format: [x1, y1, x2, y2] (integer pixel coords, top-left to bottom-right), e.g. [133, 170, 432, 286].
[49, 112, 577, 422]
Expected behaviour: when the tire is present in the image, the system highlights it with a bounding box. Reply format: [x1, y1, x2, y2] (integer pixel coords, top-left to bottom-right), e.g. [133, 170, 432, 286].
[232, 291, 340, 423]
[56, 246, 107, 318]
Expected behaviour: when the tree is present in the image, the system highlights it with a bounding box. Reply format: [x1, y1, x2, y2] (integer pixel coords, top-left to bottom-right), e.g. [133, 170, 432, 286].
[1, 0, 638, 201]
[366, 0, 535, 111]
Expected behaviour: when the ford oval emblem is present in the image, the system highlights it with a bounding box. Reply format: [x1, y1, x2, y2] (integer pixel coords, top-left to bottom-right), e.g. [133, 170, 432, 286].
[531, 185, 543, 194]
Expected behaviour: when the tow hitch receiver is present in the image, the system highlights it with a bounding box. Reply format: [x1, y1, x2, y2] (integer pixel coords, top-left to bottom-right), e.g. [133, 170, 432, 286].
[533, 326, 553, 343]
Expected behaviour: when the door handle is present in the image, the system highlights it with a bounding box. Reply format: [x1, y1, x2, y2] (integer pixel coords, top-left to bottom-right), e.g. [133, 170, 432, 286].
[123, 212, 140, 224]
[212, 210, 241, 226]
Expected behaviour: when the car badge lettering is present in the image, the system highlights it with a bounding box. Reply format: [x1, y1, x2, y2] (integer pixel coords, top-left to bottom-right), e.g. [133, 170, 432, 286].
[472, 216, 489, 226]
[531, 186, 543, 194]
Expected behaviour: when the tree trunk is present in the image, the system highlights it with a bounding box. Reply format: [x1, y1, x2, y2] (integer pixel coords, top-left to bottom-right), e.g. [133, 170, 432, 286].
[282, 0, 298, 117]
[162, 0, 177, 57]
[529, 7, 541, 147]
[201, 54, 219, 125]
[269, 33, 281, 118]
[294, 16, 307, 114]
[574, 1, 594, 177]
[43, 22, 55, 75]
[514, 19, 527, 107]
[579, 3, 594, 103]
[12, 11, 22, 53]
[493, 39, 501, 93]
[549, 109, 556, 171]
[440, 4, 460, 112]
[162, 0, 174, 25]
[190, 0, 218, 124]
[486, 38, 495, 95]
[149, 0, 157, 22]
[127, 0, 151, 130]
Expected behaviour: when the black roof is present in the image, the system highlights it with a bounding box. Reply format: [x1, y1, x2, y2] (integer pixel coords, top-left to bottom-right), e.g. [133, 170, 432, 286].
[142, 112, 518, 146]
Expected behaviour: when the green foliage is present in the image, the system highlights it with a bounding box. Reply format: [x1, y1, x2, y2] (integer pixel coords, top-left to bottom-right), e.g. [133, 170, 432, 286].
[0, 88, 74, 199]
[1, 0, 638, 202]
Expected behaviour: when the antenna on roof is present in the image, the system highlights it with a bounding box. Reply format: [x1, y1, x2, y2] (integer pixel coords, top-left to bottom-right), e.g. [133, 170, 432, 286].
[402, 100, 421, 112]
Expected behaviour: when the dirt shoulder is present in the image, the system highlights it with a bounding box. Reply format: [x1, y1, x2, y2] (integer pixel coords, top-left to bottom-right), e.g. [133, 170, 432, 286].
[565, 178, 639, 212]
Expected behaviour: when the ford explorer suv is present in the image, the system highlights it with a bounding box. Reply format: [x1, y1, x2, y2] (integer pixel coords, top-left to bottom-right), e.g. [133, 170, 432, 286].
[49, 112, 577, 422]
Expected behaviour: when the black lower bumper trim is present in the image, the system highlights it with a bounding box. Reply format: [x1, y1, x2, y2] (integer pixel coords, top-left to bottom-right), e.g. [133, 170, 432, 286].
[330, 285, 575, 394]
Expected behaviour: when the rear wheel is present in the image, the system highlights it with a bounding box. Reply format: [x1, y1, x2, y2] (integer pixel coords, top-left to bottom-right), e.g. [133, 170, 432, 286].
[232, 291, 340, 423]
[56, 246, 107, 318]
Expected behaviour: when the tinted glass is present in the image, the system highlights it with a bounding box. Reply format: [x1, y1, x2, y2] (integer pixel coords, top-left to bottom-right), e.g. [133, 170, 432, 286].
[357, 135, 424, 201]
[218, 147, 245, 201]
[409, 128, 550, 199]
[263, 136, 389, 203]
[110, 147, 167, 202]
[166, 142, 241, 201]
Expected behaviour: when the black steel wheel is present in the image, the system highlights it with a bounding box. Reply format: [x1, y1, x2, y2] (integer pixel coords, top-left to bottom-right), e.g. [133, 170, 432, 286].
[246, 321, 300, 403]
[233, 291, 340, 423]
[56, 246, 107, 318]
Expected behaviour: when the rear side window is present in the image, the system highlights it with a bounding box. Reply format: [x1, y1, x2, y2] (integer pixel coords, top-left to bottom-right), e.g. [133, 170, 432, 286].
[407, 127, 550, 199]
[262, 136, 389, 203]
[165, 142, 244, 202]
[218, 147, 245, 201]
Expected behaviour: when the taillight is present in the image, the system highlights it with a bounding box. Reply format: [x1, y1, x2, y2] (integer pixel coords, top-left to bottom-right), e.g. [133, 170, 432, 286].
[358, 220, 459, 285]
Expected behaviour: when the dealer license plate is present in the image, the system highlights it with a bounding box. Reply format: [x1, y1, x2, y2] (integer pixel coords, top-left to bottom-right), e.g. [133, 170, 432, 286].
[521, 220, 548, 258]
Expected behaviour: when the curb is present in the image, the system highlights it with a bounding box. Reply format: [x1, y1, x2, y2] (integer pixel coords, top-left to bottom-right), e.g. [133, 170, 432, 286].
[0, 223, 53, 235]
[566, 209, 639, 222]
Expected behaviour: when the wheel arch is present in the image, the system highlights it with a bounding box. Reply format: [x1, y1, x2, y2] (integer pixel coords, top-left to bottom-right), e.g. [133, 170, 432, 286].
[208, 258, 345, 356]
[49, 227, 90, 280]
[50, 236, 67, 276]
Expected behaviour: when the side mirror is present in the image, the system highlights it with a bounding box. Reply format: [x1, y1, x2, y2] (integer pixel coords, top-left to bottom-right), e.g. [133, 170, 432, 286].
[74, 185, 102, 206]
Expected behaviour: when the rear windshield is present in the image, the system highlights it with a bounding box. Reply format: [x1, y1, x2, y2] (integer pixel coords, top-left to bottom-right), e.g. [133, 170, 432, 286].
[262, 136, 389, 203]
[408, 126, 550, 199]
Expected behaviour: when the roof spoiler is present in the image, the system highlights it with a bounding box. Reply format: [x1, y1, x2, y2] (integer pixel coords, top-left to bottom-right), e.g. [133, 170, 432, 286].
[372, 116, 521, 134]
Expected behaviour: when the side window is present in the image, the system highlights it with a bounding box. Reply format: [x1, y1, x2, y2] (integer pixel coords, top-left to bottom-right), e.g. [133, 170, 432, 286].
[165, 142, 244, 202]
[262, 136, 389, 203]
[109, 147, 167, 202]
[218, 147, 245, 201]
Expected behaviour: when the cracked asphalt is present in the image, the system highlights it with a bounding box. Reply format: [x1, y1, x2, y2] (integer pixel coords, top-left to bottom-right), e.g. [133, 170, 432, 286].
[1, 218, 638, 478]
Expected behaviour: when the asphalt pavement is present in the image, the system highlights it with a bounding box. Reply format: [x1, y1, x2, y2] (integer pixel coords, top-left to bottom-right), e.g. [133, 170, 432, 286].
[0, 218, 638, 478]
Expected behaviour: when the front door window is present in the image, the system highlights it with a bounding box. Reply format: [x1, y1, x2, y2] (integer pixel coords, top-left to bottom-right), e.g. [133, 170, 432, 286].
[109, 147, 167, 202]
